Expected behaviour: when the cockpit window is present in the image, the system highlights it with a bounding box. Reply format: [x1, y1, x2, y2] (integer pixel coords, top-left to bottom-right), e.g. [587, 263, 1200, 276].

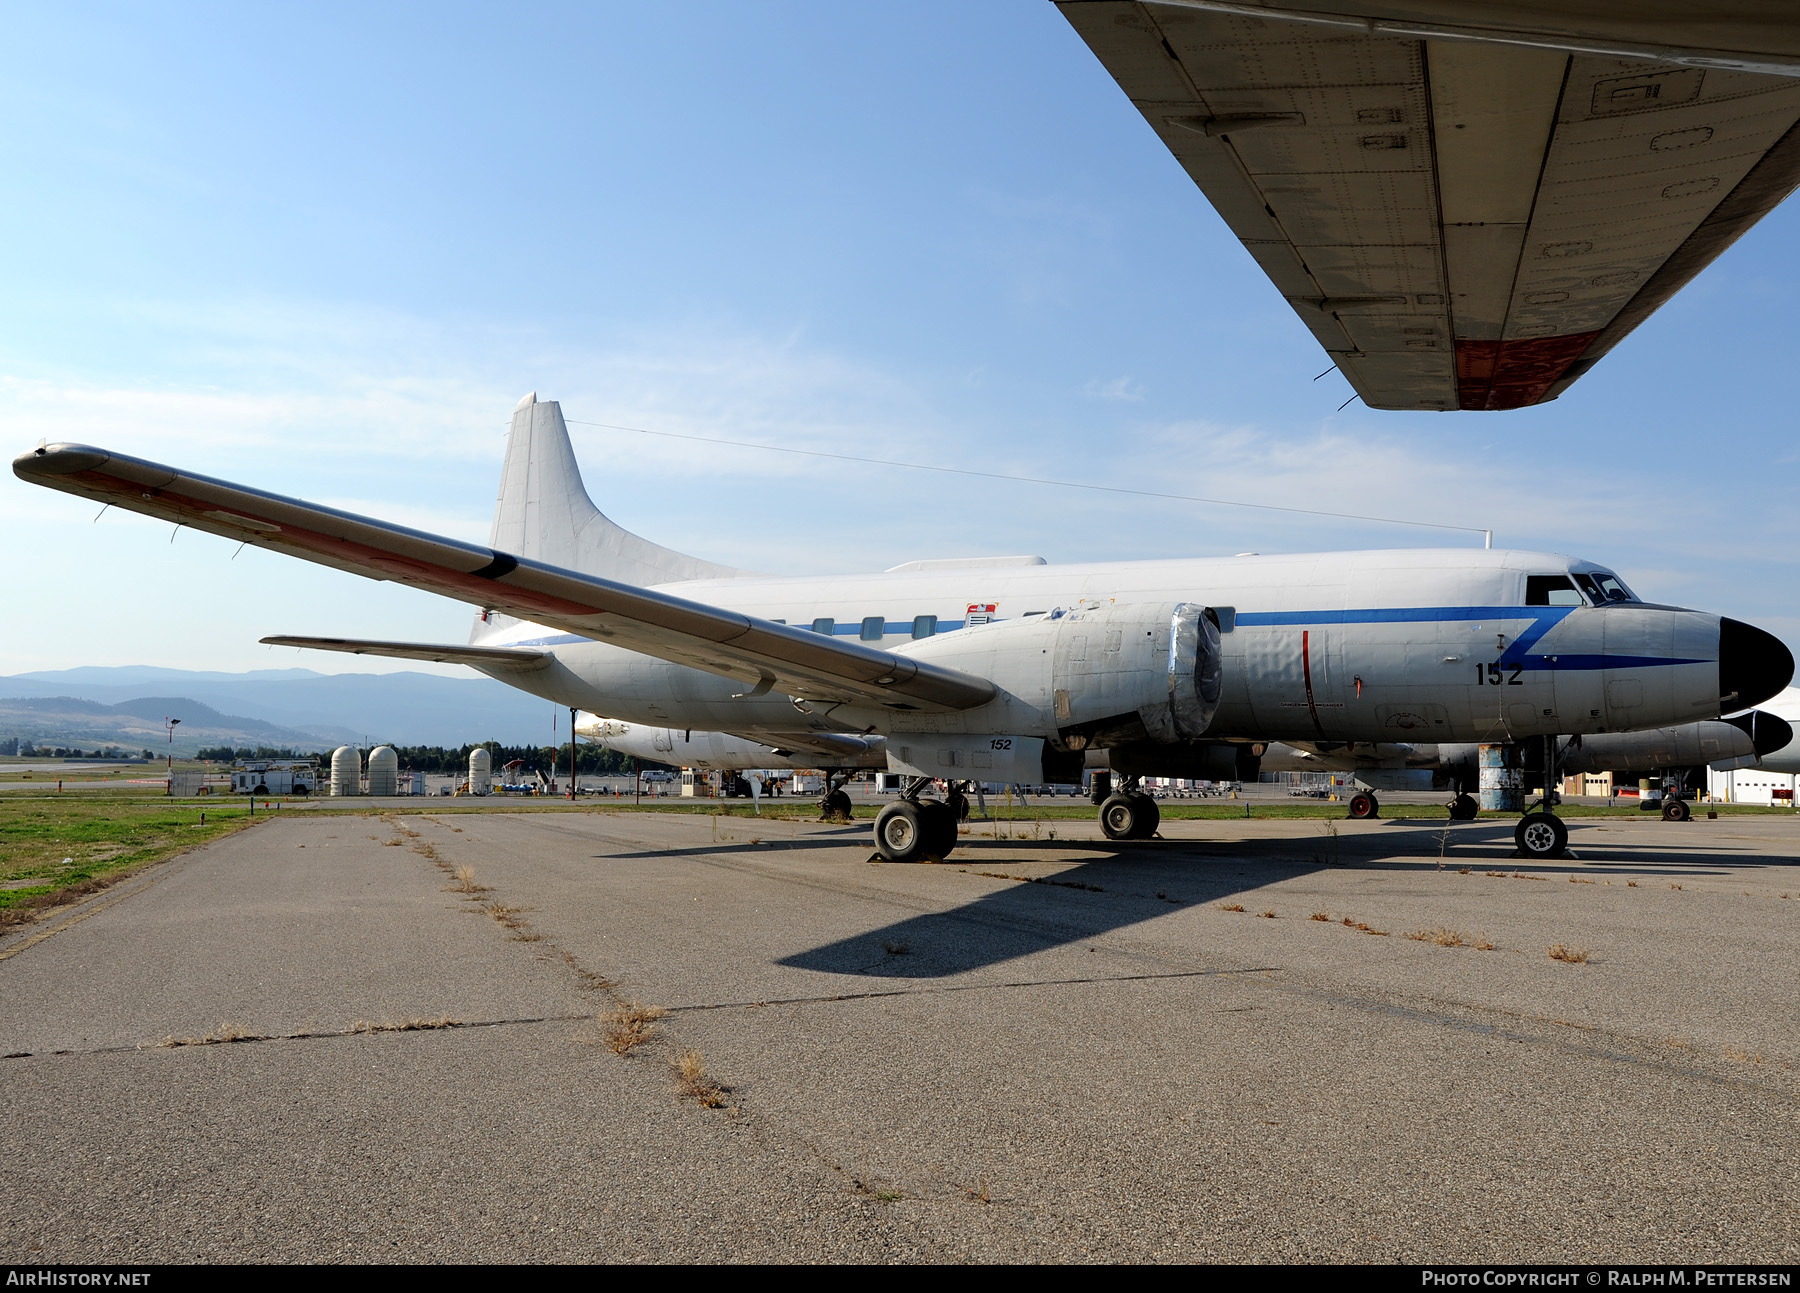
[1592, 571, 1636, 603]
[1526, 574, 1583, 607]
[1572, 573, 1604, 604]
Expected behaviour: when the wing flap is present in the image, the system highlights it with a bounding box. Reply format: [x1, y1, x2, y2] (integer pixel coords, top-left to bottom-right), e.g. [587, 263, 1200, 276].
[16, 444, 997, 714]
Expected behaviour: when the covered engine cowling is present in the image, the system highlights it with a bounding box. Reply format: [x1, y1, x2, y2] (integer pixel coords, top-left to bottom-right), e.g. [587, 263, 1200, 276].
[887, 600, 1224, 747]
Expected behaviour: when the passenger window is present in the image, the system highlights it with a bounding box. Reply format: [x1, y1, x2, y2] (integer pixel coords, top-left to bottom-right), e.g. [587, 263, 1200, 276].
[911, 615, 937, 639]
[811, 617, 834, 635]
[1526, 574, 1583, 607]
[860, 616, 883, 641]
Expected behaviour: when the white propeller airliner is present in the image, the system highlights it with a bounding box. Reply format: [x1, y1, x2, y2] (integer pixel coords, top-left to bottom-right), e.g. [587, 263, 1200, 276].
[15, 395, 1792, 861]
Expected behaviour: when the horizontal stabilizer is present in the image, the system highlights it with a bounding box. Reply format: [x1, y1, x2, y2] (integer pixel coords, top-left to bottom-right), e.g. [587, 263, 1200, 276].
[260, 636, 553, 671]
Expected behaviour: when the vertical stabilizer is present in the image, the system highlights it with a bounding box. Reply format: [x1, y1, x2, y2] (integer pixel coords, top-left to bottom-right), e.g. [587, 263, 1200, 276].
[490, 394, 751, 587]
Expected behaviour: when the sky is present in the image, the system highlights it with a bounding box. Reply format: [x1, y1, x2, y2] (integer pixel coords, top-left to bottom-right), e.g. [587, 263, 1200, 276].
[3, 1, 1797, 678]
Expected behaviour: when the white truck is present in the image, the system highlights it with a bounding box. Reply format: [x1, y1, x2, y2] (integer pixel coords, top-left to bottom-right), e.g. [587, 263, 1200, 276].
[231, 760, 318, 795]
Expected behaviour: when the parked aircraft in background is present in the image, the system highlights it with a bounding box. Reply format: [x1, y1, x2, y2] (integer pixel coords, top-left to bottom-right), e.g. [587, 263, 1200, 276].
[1263, 705, 1795, 820]
[1057, 2, 1800, 409]
[15, 395, 1792, 861]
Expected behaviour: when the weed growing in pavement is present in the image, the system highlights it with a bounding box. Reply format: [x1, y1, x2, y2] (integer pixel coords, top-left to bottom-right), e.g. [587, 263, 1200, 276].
[1407, 927, 1467, 948]
[1311, 912, 1331, 922]
[1628, 881, 1639, 887]
[160, 1021, 257, 1048]
[449, 865, 487, 893]
[882, 940, 910, 956]
[1341, 917, 1388, 936]
[673, 1049, 728, 1107]
[1458, 867, 1471, 876]
[1220, 903, 1245, 912]
[594, 1004, 667, 1055]
[1670, 883, 1683, 891]
[1258, 909, 1277, 919]
[1548, 943, 1590, 964]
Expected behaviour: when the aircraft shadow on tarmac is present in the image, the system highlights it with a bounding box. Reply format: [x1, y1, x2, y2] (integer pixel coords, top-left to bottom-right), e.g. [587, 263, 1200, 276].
[774, 818, 1797, 980]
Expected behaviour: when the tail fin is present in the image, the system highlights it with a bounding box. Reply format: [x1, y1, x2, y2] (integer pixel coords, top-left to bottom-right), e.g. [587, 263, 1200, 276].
[490, 393, 750, 586]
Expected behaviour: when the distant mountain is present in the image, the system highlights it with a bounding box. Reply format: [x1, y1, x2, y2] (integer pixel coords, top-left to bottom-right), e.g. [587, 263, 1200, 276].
[0, 666, 569, 749]
[0, 695, 338, 755]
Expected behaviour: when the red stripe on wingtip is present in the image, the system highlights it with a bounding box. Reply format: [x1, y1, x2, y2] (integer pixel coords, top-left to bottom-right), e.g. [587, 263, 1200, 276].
[1455, 333, 1599, 410]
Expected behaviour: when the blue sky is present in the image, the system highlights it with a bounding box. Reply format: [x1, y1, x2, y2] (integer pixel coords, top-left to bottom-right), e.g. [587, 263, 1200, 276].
[4, 0, 1797, 677]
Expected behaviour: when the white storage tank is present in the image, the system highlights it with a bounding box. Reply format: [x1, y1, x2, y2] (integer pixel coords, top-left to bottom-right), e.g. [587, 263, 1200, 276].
[468, 747, 492, 796]
[330, 746, 361, 796]
[366, 745, 399, 796]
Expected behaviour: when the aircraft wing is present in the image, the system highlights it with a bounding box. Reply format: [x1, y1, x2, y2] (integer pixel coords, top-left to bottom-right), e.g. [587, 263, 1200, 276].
[259, 636, 554, 671]
[726, 729, 885, 760]
[14, 444, 997, 714]
[1057, 2, 1800, 409]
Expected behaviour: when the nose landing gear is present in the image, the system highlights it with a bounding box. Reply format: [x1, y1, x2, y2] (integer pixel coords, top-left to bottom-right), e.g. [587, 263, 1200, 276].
[1346, 790, 1380, 819]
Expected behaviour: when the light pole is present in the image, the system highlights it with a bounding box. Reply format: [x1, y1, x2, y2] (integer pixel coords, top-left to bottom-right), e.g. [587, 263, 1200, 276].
[164, 716, 181, 794]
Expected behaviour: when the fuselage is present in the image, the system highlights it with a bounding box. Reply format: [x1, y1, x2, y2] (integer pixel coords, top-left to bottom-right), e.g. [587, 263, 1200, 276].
[473, 547, 1760, 749]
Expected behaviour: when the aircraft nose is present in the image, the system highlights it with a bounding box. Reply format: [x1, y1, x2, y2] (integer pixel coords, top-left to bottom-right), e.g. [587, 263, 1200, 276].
[1724, 709, 1795, 758]
[1719, 618, 1794, 710]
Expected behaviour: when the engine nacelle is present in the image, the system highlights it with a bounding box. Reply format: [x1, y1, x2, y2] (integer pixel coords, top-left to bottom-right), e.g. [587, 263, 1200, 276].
[890, 600, 1223, 748]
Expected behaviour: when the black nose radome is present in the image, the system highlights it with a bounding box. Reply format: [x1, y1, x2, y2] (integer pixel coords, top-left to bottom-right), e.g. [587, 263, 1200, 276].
[1719, 619, 1794, 711]
[1724, 709, 1795, 759]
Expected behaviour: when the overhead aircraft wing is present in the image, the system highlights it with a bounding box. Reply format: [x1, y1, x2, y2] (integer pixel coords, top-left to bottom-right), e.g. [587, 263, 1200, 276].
[726, 729, 885, 760]
[1057, 2, 1800, 409]
[14, 444, 996, 714]
[259, 636, 554, 671]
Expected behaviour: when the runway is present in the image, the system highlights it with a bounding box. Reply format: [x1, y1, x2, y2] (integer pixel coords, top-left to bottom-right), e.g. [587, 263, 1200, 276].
[3, 807, 1796, 1262]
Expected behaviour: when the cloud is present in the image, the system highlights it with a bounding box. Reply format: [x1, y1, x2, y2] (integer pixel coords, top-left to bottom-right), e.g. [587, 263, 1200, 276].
[1083, 376, 1143, 402]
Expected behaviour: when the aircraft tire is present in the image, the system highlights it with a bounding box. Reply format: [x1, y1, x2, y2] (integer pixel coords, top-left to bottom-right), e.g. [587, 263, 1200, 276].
[1662, 797, 1691, 822]
[1514, 812, 1569, 860]
[919, 799, 958, 858]
[1347, 791, 1379, 819]
[1098, 793, 1141, 841]
[947, 789, 970, 822]
[1130, 793, 1160, 839]
[823, 789, 853, 821]
[874, 802, 929, 863]
[1449, 794, 1478, 821]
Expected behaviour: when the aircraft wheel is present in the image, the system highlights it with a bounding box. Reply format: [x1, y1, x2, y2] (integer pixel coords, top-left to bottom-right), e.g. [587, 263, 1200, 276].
[1130, 793, 1160, 839]
[874, 802, 929, 863]
[1099, 793, 1143, 841]
[1347, 791, 1379, 819]
[1662, 797, 1691, 822]
[1514, 812, 1569, 860]
[823, 789, 852, 821]
[1448, 794, 1478, 821]
[918, 799, 958, 858]
[946, 789, 970, 822]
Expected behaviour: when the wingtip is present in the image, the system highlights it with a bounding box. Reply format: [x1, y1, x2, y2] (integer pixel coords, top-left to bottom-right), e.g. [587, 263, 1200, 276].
[13, 443, 110, 477]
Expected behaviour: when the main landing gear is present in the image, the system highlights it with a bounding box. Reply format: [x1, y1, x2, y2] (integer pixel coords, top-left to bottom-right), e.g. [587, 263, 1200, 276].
[873, 777, 961, 863]
[818, 771, 853, 822]
[1447, 794, 1478, 821]
[1092, 772, 1159, 841]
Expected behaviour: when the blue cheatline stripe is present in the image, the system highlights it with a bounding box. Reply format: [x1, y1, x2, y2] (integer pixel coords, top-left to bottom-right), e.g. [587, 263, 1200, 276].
[1235, 606, 1573, 626]
[498, 607, 1710, 673]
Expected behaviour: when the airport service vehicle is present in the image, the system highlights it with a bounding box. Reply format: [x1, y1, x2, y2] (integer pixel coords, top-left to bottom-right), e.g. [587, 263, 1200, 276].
[230, 760, 317, 796]
[1056, 2, 1800, 411]
[15, 396, 1792, 862]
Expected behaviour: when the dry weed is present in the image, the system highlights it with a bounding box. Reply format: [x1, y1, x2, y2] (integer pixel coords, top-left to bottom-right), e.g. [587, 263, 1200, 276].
[161, 1021, 258, 1048]
[882, 940, 910, 956]
[597, 1004, 667, 1055]
[1670, 883, 1683, 891]
[1628, 881, 1639, 887]
[1310, 912, 1330, 922]
[1220, 903, 1245, 912]
[449, 865, 488, 893]
[1569, 876, 1595, 885]
[1258, 909, 1276, 919]
[1548, 943, 1590, 964]
[1407, 927, 1467, 947]
[1457, 867, 1470, 876]
[673, 1048, 728, 1107]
